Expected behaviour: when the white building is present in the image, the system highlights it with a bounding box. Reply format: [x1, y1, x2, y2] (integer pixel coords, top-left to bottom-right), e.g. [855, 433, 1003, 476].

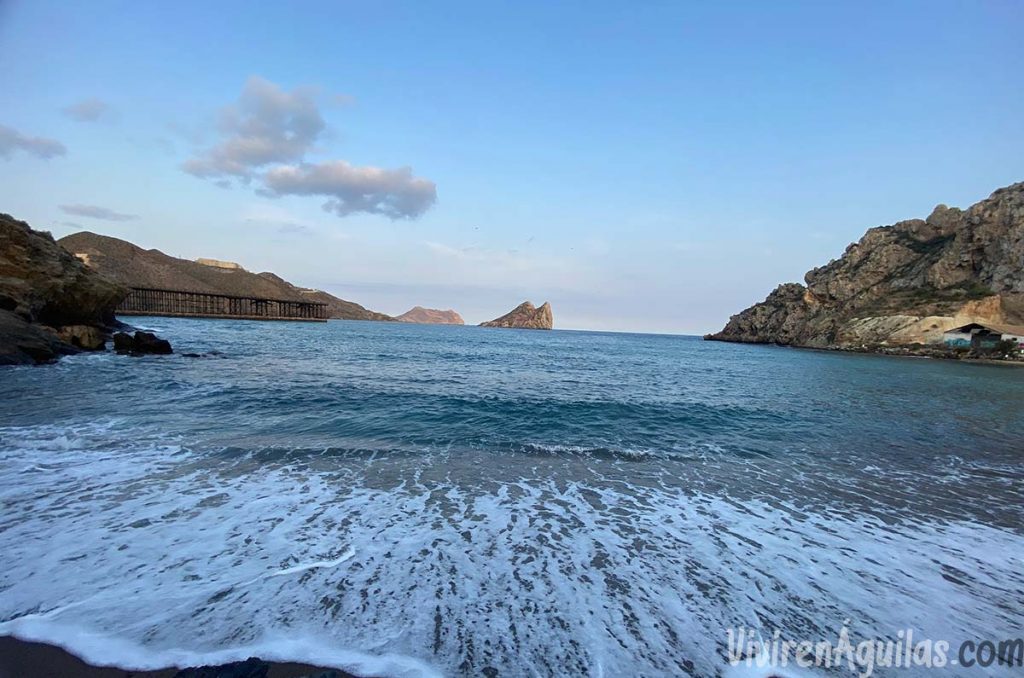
[943, 322, 1024, 349]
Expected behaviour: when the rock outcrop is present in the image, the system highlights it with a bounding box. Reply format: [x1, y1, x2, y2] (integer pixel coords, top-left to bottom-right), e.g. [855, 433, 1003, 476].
[1, 213, 125, 365]
[113, 330, 173, 355]
[396, 306, 464, 325]
[57, 324, 109, 351]
[480, 301, 553, 330]
[59, 231, 393, 322]
[706, 182, 1024, 348]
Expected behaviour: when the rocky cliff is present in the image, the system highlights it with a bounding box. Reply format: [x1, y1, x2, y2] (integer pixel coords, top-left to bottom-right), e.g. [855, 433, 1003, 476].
[480, 301, 553, 330]
[59, 231, 393, 322]
[396, 306, 464, 325]
[1, 214, 125, 364]
[706, 182, 1024, 348]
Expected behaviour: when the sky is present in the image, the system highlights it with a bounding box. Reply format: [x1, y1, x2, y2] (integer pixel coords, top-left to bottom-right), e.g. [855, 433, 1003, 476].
[1, 1, 1022, 334]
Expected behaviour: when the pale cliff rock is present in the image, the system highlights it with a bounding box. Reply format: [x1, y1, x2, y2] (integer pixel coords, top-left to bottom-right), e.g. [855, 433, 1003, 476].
[396, 306, 464, 325]
[1, 213, 125, 364]
[480, 301, 553, 330]
[706, 182, 1024, 348]
[195, 257, 242, 270]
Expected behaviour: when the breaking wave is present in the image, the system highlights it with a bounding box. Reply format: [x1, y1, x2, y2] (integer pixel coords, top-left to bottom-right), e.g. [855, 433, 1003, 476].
[1, 319, 1023, 676]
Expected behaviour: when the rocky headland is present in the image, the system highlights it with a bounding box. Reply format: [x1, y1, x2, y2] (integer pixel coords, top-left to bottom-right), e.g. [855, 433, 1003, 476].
[59, 232, 393, 322]
[0, 213, 128, 365]
[706, 182, 1024, 357]
[395, 306, 464, 325]
[480, 301, 553, 330]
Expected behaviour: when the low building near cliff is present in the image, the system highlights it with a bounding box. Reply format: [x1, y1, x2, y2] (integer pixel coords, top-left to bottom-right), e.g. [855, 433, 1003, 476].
[943, 323, 1024, 349]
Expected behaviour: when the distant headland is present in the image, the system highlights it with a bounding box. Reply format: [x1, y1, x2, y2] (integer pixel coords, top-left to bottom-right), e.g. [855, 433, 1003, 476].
[59, 231, 393, 322]
[1, 215, 560, 363]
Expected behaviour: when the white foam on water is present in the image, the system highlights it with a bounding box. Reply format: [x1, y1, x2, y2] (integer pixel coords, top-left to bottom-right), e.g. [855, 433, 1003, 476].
[268, 549, 356, 578]
[1, 420, 1022, 676]
[1, 618, 440, 678]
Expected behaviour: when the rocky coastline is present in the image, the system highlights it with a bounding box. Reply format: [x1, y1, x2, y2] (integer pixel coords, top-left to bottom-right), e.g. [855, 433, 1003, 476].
[0, 214, 176, 365]
[1, 212, 566, 365]
[767, 340, 1024, 365]
[705, 181, 1024, 363]
[1, 213, 124, 365]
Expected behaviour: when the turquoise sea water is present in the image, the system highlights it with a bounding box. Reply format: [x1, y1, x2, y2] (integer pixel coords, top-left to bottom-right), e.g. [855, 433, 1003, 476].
[1, 318, 1022, 676]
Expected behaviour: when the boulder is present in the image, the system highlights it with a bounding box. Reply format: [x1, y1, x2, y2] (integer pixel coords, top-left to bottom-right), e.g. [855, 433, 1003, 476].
[113, 330, 173, 355]
[56, 324, 107, 351]
[0, 311, 68, 365]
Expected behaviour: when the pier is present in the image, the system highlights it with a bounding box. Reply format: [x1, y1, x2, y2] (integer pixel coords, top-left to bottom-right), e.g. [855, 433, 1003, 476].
[117, 287, 328, 322]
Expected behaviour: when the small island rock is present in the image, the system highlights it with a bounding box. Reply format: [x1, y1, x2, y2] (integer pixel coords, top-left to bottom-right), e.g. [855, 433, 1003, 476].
[395, 306, 464, 325]
[480, 301, 553, 330]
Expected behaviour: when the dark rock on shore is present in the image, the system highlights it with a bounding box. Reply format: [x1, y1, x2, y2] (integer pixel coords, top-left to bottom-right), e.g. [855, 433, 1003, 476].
[706, 182, 1024, 349]
[113, 330, 173, 355]
[1, 213, 126, 365]
[174, 656, 347, 677]
[480, 301, 553, 329]
[0, 636, 355, 678]
[0, 311, 67, 364]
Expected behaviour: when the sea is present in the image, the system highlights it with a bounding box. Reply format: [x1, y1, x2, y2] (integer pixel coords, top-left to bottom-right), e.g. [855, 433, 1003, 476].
[0, 318, 1022, 677]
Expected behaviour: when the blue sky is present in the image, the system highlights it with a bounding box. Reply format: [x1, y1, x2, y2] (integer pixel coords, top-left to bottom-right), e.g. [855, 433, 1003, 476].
[1, 1, 1021, 333]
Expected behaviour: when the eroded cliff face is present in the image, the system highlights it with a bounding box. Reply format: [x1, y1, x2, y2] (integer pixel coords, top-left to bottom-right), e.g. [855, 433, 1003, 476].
[707, 182, 1024, 348]
[480, 301, 553, 330]
[1, 214, 126, 364]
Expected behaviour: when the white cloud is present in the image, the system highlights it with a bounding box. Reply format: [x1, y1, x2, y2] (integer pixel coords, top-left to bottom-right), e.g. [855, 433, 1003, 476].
[62, 98, 111, 122]
[0, 124, 66, 159]
[263, 161, 436, 219]
[59, 204, 138, 221]
[183, 76, 324, 180]
[182, 76, 436, 220]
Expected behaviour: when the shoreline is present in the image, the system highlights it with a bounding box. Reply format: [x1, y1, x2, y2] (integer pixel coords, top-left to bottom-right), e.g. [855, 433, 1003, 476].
[0, 636, 355, 678]
[704, 335, 1024, 366]
[828, 345, 1024, 366]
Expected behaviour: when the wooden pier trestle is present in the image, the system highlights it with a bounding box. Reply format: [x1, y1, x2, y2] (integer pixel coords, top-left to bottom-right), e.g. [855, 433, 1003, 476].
[117, 287, 329, 322]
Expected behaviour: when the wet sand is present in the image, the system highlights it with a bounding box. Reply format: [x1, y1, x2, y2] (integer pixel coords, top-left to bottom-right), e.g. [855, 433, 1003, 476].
[0, 636, 353, 678]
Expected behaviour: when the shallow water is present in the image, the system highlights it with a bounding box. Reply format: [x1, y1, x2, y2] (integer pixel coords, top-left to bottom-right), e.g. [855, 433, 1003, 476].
[1, 319, 1022, 676]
